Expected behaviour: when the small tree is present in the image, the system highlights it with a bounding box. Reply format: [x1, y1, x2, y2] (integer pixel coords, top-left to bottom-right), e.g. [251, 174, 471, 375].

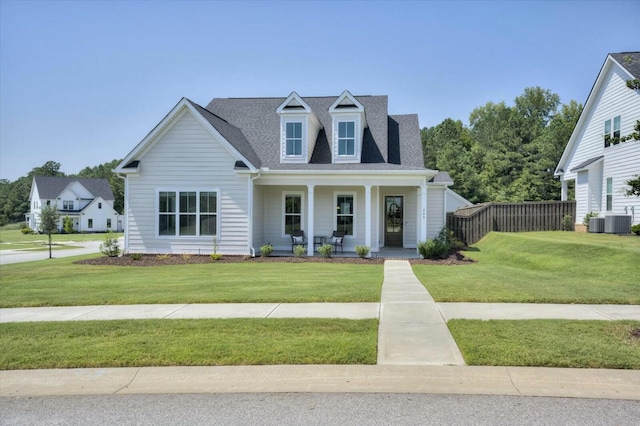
[100, 231, 121, 257]
[63, 216, 75, 234]
[39, 204, 59, 259]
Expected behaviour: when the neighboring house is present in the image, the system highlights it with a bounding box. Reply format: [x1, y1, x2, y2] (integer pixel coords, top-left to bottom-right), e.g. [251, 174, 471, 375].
[26, 176, 123, 233]
[115, 91, 468, 256]
[556, 52, 640, 227]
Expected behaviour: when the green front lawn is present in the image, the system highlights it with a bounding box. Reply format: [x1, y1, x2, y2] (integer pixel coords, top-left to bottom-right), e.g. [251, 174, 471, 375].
[413, 232, 640, 304]
[0, 229, 122, 251]
[0, 255, 383, 307]
[0, 318, 378, 370]
[448, 319, 640, 369]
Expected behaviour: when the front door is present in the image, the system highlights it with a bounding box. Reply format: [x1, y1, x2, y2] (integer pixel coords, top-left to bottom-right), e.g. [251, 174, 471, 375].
[385, 196, 403, 247]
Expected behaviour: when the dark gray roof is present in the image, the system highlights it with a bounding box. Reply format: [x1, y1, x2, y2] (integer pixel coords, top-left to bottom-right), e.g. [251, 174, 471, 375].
[186, 99, 261, 168]
[203, 94, 426, 171]
[610, 52, 640, 78]
[429, 171, 454, 184]
[33, 176, 114, 200]
[570, 155, 604, 172]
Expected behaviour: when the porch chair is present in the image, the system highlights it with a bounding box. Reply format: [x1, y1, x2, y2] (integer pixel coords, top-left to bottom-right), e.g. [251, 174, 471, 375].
[328, 230, 345, 254]
[290, 230, 308, 252]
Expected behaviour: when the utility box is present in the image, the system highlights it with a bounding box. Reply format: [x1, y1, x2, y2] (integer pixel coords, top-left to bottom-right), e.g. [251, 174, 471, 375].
[604, 215, 632, 234]
[589, 217, 605, 233]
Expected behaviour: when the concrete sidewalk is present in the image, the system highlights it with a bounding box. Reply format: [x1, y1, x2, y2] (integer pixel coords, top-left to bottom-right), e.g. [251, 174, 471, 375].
[377, 260, 465, 365]
[2, 365, 639, 400]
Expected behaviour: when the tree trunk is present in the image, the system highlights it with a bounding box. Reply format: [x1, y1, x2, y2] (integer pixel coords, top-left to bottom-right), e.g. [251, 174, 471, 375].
[48, 233, 52, 259]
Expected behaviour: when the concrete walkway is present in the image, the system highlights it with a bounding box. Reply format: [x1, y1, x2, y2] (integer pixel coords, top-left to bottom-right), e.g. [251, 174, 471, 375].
[2, 259, 640, 399]
[377, 260, 465, 365]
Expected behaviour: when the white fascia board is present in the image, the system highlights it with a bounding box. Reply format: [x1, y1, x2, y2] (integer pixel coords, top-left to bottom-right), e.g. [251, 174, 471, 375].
[114, 98, 190, 173]
[114, 98, 257, 173]
[555, 55, 633, 175]
[185, 103, 258, 172]
[277, 91, 313, 114]
[329, 90, 365, 112]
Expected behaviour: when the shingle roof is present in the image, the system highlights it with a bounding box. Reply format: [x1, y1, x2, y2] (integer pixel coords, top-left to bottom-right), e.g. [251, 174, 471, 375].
[429, 171, 454, 184]
[203, 94, 426, 171]
[569, 155, 604, 172]
[610, 52, 640, 78]
[33, 176, 115, 200]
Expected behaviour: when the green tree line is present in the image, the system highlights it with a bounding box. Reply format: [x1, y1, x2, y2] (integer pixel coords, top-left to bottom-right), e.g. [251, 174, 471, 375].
[0, 159, 123, 226]
[422, 86, 583, 203]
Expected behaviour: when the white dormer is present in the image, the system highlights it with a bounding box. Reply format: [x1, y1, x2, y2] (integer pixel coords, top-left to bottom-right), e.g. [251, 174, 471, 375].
[277, 92, 321, 163]
[329, 90, 367, 163]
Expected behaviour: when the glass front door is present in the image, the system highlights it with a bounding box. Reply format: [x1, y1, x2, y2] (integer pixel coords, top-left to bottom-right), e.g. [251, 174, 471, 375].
[385, 195, 403, 247]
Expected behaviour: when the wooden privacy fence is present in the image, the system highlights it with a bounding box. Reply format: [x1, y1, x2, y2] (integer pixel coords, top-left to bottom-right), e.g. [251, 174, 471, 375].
[446, 200, 576, 245]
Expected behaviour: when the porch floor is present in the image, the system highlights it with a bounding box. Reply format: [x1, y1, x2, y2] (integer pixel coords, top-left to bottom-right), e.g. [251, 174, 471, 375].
[268, 247, 422, 260]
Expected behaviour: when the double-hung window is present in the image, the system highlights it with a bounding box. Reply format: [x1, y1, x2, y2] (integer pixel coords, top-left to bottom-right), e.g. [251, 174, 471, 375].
[285, 122, 303, 156]
[604, 115, 621, 146]
[606, 178, 613, 211]
[284, 194, 302, 235]
[336, 194, 354, 235]
[63, 200, 73, 210]
[158, 190, 217, 237]
[338, 121, 355, 156]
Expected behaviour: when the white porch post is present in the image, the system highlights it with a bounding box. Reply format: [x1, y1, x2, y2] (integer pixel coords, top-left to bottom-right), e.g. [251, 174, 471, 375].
[307, 184, 315, 257]
[561, 178, 568, 201]
[364, 184, 372, 257]
[420, 184, 428, 242]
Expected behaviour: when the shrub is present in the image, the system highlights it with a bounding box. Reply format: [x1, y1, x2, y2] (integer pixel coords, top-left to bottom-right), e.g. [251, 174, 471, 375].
[583, 212, 599, 231]
[156, 254, 170, 261]
[562, 214, 574, 231]
[99, 231, 120, 257]
[260, 243, 273, 257]
[130, 253, 142, 260]
[632, 224, 640, 236]
[63, 216, 75, 234]
[355, 245, 370, 258]
[293, 244, 306, 257]
[181, 253, 192, 262]
[20, 226, 34, 235]
[210, 253, 222, 261]
[318, 244, 333, 258]
[417, 227, 461, 259]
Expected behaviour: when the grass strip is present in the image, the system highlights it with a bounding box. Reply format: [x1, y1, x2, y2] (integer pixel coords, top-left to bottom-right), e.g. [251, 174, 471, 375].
[0, 255, 383, 307]
[0, 318, 378, 370]
[413, 232, 640, 304]
[0, 229, 123, 248]
[448, 319, 640, 369]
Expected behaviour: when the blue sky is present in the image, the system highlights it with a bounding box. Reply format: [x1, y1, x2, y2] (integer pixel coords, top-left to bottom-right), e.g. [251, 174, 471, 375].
[1, 0, 639, 181]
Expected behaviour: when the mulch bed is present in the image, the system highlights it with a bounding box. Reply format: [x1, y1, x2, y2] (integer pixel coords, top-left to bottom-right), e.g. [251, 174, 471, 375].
[75, 251, 475, 267]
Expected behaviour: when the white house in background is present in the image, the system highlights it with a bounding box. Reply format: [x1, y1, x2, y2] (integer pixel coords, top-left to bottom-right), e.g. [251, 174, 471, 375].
[555, 52, 640, 226]
[114, 91, 471, 256]
[26, 176, 122, 232]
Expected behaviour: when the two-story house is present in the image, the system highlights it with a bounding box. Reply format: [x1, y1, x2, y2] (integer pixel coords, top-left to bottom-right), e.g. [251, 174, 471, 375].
[26, 176, 122, 233]
[115, 91, 470, 256]
[556, 52, 640, 228]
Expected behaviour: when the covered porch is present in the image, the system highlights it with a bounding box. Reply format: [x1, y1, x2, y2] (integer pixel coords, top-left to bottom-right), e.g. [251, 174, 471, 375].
[249, 172, 444, 257]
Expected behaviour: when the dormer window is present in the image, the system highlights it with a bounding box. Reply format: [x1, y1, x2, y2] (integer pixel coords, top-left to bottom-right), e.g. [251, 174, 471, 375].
[277, 92, 321, 163]
[338, 121, 355, 156]
[329, 90, 367, 164]
[285, 122, 303, 156]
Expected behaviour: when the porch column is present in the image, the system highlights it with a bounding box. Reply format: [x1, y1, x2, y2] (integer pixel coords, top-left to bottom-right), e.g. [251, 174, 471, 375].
[420, 184, 428, 242]
[561, 179, 568, 201]
[307, 184, 315, 257]
[364, 184, 372, 257]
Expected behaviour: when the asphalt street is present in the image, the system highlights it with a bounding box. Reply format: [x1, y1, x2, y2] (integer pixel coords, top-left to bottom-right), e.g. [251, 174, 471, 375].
[1, 393, 639, 426]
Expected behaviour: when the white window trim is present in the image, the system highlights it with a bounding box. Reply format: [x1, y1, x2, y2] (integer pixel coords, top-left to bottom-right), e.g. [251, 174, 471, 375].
[606, 177, 613, 211]
[331, 114, 361, 163]
[282, 191, 305, 238]
[156, 188, 220, 238]
[334, 191, 357, 238]
[280, 117, 308, 163]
